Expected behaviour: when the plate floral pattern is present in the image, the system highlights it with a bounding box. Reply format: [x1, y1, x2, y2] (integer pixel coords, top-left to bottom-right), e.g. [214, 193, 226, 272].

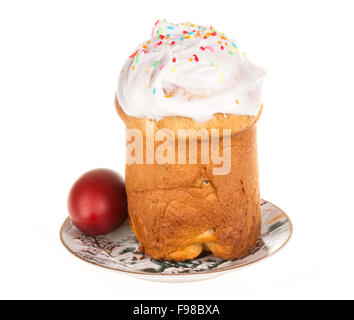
[60, 200, 292, 280]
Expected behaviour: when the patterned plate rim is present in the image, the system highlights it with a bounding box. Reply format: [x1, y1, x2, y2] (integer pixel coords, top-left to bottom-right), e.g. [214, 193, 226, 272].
[60, 200, 293, 277]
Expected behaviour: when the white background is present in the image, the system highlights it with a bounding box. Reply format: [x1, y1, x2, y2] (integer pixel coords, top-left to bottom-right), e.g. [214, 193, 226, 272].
[1, 0, 353, 300]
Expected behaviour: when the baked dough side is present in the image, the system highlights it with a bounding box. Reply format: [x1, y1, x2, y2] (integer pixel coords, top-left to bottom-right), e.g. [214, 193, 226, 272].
[115, 97, 261, 261]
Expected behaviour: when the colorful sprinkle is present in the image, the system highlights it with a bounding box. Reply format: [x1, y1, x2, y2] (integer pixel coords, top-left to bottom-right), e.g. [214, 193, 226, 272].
[125, 21, 246, 90]
[130, 50, 138, 59]
[235, 99, 239, 104]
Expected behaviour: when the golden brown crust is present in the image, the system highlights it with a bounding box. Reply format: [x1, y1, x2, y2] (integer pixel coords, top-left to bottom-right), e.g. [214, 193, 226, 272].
[115, 96, 261, 261]
[115, 97, 262, 136]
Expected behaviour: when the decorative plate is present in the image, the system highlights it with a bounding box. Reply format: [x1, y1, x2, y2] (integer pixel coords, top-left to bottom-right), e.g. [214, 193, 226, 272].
[60, 200, 292, 282]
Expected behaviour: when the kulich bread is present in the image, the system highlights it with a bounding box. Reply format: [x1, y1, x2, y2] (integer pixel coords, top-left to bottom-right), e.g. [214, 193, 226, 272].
[116, 20, 265, 261]
[115, 97, 261, 261]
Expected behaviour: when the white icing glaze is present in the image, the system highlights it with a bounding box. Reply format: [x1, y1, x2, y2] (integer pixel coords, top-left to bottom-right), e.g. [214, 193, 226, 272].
[117, 20, 265, 122]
